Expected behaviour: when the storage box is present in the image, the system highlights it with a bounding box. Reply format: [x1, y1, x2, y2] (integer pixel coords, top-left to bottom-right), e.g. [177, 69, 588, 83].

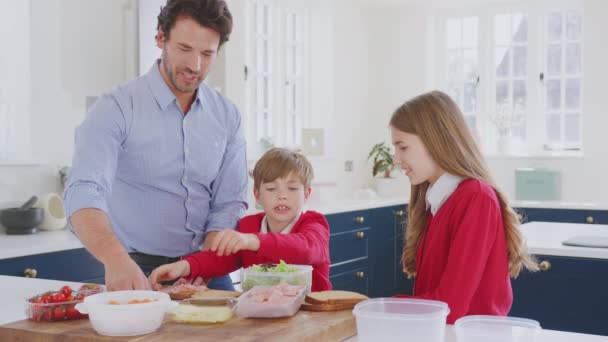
[515, 168, 560, 201]
[455, 315, 541, 342]
[353, 298, 450, 342]
[241, 264, 312, 293]
[235, 284, 306, 318]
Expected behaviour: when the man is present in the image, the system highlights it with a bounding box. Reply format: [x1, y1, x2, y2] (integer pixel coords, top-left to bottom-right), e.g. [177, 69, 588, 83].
[64, 0, 247, 291]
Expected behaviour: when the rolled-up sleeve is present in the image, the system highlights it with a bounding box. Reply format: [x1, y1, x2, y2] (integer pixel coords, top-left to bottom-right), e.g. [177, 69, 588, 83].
[205, 104, 248, 234]
[64, 94, 126, 219]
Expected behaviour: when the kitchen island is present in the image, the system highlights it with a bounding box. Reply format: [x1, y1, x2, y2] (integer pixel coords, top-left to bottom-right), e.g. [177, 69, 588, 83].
[1, 275, 607, 341]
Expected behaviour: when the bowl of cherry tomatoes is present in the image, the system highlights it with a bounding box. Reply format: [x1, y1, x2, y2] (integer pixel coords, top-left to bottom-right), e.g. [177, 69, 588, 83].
[26, 283, 105, 322]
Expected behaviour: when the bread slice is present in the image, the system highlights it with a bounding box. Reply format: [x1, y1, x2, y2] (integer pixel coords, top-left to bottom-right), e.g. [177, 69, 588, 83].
[192, 289, 242, 299]
[305, 290, 369, 305]
[170, 304, 233, 324]
[300, 302, 356, 312]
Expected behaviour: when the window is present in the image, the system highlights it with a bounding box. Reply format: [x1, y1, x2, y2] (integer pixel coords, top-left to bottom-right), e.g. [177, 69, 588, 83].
[436, 2, 583, 156]
[247, 0, 309, 149]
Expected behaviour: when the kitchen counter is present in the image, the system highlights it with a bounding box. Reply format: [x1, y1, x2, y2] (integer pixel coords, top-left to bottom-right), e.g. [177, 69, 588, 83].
[1, 275, 606, 341]
[521, 221, 608, 259]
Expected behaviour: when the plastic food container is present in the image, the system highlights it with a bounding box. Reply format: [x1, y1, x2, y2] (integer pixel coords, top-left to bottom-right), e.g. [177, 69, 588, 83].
[455, 315, 541, 342]
[353, 298, 450, 342]
[235, 285, 306, 318]
[74, 290, 177, 336]
[26, 287, 104, 322]
[241, 264, 313, 293]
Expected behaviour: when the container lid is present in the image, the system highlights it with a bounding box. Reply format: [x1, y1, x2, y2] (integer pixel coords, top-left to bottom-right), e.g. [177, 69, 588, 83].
[455, 315, 541, 330]
[353, 298, 450, 320]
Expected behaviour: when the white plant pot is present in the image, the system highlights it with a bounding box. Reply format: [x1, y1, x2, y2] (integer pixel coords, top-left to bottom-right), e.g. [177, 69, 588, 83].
[373, 177, 409, 198]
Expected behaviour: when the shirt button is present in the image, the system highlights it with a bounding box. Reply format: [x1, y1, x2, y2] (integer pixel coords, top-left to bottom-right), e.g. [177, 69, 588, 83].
[183, 176, 188, 181]
[185, 147, 190, 154]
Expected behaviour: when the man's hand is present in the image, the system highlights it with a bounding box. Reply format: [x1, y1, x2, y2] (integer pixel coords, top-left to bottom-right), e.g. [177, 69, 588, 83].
[104, 256, 152, 291]
[208, 230, 260, 256]
[148, 260, 191, 290]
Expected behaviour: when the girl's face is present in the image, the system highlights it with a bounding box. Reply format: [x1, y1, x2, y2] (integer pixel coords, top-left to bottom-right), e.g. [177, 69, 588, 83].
[391, 126, 444, 185]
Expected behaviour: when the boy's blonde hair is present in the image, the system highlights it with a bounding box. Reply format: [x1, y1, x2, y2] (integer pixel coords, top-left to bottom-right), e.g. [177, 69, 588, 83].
[390, 90, 538, 278]
[252, 148, 314, 190]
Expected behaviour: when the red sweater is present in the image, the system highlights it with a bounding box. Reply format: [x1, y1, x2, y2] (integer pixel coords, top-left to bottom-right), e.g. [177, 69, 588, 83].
[396, 179, 512, 323]
[183, 210, 332, 292]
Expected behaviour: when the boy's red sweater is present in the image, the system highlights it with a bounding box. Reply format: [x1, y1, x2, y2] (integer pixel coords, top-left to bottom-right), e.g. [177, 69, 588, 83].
[395, 179, 513, 323]
[184, 210, 332, 292]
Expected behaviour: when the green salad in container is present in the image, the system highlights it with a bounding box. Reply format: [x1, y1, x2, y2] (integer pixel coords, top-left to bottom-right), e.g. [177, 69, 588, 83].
[241, 260, 312, 293]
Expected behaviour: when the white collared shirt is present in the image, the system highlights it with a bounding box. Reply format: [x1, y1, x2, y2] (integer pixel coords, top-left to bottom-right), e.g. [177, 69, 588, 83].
[260, 212, 303, 234]
[425, 173, 465, 215]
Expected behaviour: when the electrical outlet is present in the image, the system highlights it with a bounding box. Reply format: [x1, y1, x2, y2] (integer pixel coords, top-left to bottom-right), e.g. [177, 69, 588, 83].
[344, 160, 354, 172]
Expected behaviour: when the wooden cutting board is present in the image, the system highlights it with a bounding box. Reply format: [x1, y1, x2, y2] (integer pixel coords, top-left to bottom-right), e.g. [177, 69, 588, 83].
[0, 309, 355, 342]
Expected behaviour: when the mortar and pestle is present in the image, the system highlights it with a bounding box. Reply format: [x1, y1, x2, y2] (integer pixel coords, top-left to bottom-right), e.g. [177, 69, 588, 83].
[0, 196, 44, 235]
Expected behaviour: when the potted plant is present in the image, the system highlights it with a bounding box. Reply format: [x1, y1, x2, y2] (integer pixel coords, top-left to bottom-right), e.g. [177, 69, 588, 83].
[367, 142, 405, 197]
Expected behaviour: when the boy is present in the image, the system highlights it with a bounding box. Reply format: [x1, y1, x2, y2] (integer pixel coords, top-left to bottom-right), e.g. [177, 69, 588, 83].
[148, 148, 332, 292]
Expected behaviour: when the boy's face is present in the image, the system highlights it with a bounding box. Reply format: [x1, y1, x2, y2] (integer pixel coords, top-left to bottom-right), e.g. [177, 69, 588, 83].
[391, 126, 443, 185]
[254, 172, 311, 231]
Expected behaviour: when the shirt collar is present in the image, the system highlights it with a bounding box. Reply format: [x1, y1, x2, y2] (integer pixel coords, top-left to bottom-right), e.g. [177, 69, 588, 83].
[145, 59, 205, 111]
[426, 173, 464, 215]
[260, 212, 303, 234]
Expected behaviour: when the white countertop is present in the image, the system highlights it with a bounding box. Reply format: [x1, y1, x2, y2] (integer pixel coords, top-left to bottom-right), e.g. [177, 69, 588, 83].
[0, 227, 83, 259]
[521, 221, 608, 259]
[1, 275, 606, 341]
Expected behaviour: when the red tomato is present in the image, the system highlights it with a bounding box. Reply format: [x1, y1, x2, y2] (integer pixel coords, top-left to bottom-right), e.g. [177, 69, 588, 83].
[65, 305, 80, 319]
[40, 293, 52, 304]
[30, 304, 45, 321]
[61, 285, 72, 297]
[66, 295, 74, 301]
[51, 292, 66, 303]
[42, 309, 53, 321]
[52, 306, 66, 320]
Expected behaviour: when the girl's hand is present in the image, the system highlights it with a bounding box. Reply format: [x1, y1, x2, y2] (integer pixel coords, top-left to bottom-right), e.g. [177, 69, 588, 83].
[148, 260, 191, 290]
[210, 230, 260, 256]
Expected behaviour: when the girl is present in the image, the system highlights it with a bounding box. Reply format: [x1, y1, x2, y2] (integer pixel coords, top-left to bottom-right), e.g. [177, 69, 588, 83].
[390, 90, 537, 323]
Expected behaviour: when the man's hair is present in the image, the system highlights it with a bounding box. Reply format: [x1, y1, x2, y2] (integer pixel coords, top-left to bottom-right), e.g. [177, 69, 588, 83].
[157, 0, 232, 46]
[253, 148, 314, 190]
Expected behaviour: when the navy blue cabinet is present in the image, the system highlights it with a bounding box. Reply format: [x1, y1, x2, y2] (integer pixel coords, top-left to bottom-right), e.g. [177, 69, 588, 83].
[516, 207, 608, 225]
[0, 248, 104, 283]
[327, 204, 412, 297]
[510, 255, 608, 335]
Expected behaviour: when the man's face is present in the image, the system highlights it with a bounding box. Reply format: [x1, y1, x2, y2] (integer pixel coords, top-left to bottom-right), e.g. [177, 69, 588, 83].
[156, 16, 220, 95]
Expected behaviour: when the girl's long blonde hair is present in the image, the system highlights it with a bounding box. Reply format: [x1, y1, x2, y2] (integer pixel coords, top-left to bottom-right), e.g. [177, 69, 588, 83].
[390, 90, 538, 278]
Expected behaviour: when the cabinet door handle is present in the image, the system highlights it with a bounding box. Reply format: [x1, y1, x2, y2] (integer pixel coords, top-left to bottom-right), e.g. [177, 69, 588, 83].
[355, 231, 365, 239]
[23, 268, 38, 278]
[354, 216, 365, 224]
[539, 260, 551, 272]
[394, 210, 405, 217]
[586, 216, 594, 224]
[355, 271, 365, 279]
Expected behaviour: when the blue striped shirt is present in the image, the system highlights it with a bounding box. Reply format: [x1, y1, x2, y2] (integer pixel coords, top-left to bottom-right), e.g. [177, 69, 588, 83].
[64, 61, 248, 257]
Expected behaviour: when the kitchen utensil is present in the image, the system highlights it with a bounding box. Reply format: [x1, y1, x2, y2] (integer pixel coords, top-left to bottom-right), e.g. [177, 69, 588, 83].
[34, 193, 67, 231]
[0, 197, 44, 235]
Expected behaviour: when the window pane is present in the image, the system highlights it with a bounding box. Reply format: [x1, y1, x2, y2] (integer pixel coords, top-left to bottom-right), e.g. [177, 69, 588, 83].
[565, 43, 581, 74]
[264, 77, 269, 108]
[565, 78, 581, 109]
[446, 19, 461, 49]
[496, 81, 509, 105]
[495, 14, 510, 45]
[513, 14, 528, 42]
[564, 113, 580, 143]
[463, 48, 478, 81]
[463, 82, 477, 113]
[546, 80, 561, 110]
[291, 82, 297, 111]
[462, 17, 478, 47]
[566, 11, 582, 40]
[447, 50, 462, 81]
[512, 122, 526, 140]
[464, 115, 477, 129]
[547, 45, 562, 75]
[513, 46, 527, 77]
[547, 12, 562, 41]
[513, 80, 527, 110]
[546, 114, 561, 142]
[256, 76, 264, 108]
[448, 84, 463, 106]
[263, 6, 270, 34]
[496, 48, 510, 78]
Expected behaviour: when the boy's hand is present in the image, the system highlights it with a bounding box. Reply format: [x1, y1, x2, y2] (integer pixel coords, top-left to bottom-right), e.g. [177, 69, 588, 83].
[148, 260, 191, 290]
[210, 230, 260, 256]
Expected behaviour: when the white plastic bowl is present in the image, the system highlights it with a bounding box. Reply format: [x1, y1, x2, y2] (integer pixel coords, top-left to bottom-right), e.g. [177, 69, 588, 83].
[353, 298, 450, 342]
[75, 290, 177, 336]
[455, 315, 541, 342]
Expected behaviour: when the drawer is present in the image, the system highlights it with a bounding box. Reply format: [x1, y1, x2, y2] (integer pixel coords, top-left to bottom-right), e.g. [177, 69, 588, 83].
[0, 248, 104, 282]
[330, 259, 369, 295]
[329, 227, 370, 265]
[326, 210, 370, 234]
